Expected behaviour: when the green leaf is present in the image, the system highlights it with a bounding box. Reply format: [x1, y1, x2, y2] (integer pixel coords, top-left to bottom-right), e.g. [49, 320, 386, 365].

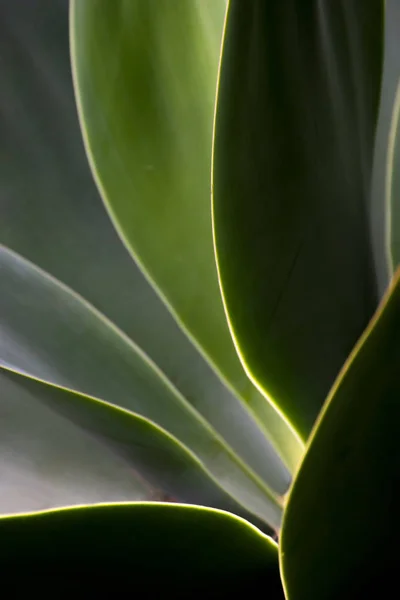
[0, 245, 283, 529]
[0, 503, 283, 594]
[370, 1, 400, 293]
[213, 0, 384, 438]
[70, 0, 302, 468]
[280, 269, 400, 599]
[0, 0, 302, 487]
[1, 367, 258, 521]
[387, 81, 400, 272]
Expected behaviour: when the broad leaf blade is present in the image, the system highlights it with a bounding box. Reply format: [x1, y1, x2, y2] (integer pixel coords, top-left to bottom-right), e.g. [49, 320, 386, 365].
[213, 0, 384, 437]
[70, 0, 228, 382]
[280, 269, 400, 599]
[1, 367, 260, 523]
[0, 0, 302, 484]
[0, 245, 283, 529]
[70, 0, 302, 468]
[0, 503, 283, 594]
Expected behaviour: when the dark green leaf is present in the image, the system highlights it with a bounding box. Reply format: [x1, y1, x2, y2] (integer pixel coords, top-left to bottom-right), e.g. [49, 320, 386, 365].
[280, 269, 400, 599]
[0, 503, 283, 595]
[70, 0, 302, 466]
[213, 0, 384, 437]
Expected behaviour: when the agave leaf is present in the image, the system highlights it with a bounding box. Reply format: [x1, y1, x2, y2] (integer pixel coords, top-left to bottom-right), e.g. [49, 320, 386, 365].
[69, 0, 228, 397]
[0, 245, 284, 529]
[387, 81, 400, 272]
[213, 0, 384, 438]
[70, 0, 302, 467]
[0, 0, 302, 484]
[0, 503, 283, 594]
[280, 268, 400, 599]
[372, 0, 400, 291]
[0, 368, 150, 512]
[1, 367, 262, 524]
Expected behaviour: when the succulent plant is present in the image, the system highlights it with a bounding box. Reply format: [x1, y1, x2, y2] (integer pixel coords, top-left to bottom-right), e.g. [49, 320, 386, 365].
[1, 0, 399, 596]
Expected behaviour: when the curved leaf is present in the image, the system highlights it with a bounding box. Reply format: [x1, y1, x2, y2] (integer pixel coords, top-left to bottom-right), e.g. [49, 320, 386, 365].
[387, 81, 400, 272]
[213, 0, 384, 437]
[0, 503, 283, 595]
[1, 367, 261, 525]
[0, 368, 149, 513]
[0, 245, 283, 529]
[70, 0, 302, 468]
[371, 0, 400, 293]
[280, 269, 400, 599]
[0, 0, 302, 483]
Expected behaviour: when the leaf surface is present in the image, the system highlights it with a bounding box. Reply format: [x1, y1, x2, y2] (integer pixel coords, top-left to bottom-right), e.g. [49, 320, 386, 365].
[1, 368, 257, 522]
[280, 269, 400, 599]
[0, 503, 284, 595]
[387, 81, 400, 272]
[70, 0, 302, 466]
[0, 0, 302, 486]
[0, 246, 283, 528]
[213, 0, 384, 437]
[371, 0, 400, 292]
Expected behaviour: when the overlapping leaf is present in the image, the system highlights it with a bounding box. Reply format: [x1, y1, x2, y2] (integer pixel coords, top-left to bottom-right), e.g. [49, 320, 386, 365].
[371, 0, 400, 291]
[1, 367, 258, 521]
[0, 245, 284, 528]
[70, 0, 302, 467]
[280, 269, 400, 599]
[0, 503, 283, 594]
[0, 0, 302, 500]
[213, 0, 384, 437]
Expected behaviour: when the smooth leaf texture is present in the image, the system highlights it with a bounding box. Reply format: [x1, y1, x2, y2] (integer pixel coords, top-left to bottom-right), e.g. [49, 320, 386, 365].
[280, 269, 400, 599]
[0, 368, 149, 512]
[213, 0, 384, 437]
[388, 81, 400, 272]
[371, 0, 400, 293]
[0, 245, 283, 529]
[1, 367, 260, 523]
[0, 503, 284, 595]
[0, 0, 302, 486]
[0, 241, 288, 504]
[70, 0, 302, 468]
